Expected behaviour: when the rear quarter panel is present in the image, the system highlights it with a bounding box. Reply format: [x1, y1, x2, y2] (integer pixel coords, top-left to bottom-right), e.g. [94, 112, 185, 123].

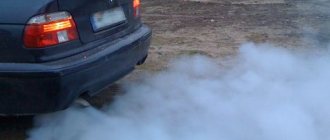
[0, 0, 58, 24]
[0, 0, 58, 63]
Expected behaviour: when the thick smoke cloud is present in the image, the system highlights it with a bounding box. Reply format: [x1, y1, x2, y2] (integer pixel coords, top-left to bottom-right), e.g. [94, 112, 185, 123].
[28, 43, 330, 140]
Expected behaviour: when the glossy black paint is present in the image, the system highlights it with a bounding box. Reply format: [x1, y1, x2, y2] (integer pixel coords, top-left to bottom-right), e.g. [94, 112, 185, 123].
[0, 0, 151, 114]
[58, 0, 138, 43]
[0, 25, 151, 115]
[0, 0, 58, 62]
[0, 0, 141, 63]
[0, 0, 58, 24]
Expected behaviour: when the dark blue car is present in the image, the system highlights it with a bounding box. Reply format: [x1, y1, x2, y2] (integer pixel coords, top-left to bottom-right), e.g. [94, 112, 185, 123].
[0, 0, 151, 115]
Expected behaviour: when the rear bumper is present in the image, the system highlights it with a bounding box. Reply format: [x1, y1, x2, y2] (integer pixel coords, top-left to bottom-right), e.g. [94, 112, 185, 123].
[0, 25, 151, 115]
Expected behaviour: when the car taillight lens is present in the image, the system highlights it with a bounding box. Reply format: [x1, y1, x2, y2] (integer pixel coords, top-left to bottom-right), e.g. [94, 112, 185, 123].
[24, 12, 78, 48]
[133, 0, 141, 17]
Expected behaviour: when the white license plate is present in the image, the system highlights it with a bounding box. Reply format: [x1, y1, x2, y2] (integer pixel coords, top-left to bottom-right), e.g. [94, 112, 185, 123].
[91, 7, 126, 31]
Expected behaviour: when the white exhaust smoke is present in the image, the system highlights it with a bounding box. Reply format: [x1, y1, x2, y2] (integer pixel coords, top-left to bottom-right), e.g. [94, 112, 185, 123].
[28, 43, 330, 140]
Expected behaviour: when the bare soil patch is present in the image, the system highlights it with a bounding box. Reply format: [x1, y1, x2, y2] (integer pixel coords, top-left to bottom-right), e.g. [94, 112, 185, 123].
[138, 0, 329, 72]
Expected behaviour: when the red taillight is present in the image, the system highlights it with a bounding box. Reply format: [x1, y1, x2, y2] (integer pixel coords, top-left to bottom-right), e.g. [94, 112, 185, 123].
[133, 0, 141, 17]
[24, 12, 78, 48]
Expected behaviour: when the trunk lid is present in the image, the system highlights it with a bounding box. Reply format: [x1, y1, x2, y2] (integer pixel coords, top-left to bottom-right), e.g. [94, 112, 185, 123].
[57, 0, 138, 44]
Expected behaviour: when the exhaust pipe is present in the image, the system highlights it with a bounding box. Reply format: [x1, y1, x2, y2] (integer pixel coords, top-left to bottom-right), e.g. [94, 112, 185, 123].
[74, 98, 91, 107]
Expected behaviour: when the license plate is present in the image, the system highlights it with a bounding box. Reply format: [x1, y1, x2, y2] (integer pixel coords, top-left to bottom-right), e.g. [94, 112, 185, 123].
[91, 7, 126, 31]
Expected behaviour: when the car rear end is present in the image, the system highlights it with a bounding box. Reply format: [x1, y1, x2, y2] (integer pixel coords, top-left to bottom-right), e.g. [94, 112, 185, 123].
[0, 0, 151, 115]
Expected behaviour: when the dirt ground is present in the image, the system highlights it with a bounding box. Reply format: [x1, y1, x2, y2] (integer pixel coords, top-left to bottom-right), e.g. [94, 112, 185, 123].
[1, 0, 329, 139]
[139, 0, 329, 72]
